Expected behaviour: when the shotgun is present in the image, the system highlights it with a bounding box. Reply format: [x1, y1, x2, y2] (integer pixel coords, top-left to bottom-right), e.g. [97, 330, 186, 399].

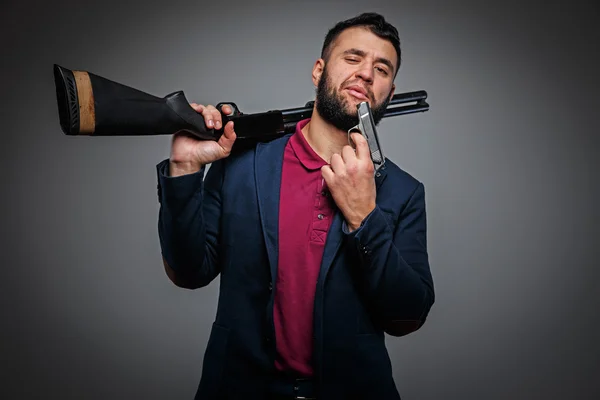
[53, 64, 429, 147]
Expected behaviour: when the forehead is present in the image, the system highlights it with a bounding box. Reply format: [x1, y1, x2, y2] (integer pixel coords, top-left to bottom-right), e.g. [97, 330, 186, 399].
[329, 26, 397, 64]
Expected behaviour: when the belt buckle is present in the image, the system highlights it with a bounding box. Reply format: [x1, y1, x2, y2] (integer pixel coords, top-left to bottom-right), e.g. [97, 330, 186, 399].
[293, 378, 316, 400]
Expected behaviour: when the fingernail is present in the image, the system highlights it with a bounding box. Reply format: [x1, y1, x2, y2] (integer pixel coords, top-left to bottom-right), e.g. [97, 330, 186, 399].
[215, 121, 221, 129]
[207, 120, 214, 128]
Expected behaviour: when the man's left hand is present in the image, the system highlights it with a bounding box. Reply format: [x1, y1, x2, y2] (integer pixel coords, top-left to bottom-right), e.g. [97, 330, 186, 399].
[321, 132, 377, 232]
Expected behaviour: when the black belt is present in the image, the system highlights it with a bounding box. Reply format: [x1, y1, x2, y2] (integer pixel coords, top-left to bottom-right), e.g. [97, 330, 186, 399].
[268, 374, 316, 400]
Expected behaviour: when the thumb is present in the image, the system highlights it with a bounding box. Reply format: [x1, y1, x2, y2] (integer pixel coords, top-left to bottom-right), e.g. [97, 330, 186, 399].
[218, 120, 237, 150]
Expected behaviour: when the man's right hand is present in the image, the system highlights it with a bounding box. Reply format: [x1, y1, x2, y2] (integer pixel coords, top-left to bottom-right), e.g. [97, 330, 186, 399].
[169, 104, 237, 177]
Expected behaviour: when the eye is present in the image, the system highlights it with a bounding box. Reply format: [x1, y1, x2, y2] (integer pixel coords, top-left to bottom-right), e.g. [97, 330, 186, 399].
[375, 66, 389, 76]
[345, 57, 360, 63]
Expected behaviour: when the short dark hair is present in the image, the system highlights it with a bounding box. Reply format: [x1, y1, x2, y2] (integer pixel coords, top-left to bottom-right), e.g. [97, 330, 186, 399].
[320, 12, 402, 76]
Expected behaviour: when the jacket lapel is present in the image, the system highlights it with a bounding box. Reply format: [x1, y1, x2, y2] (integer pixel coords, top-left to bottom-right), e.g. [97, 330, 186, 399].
[254, 136, 292, 282]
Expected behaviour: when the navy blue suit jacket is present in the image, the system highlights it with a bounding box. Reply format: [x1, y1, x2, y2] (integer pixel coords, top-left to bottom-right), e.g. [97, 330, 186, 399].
[156, 133, 435, 399]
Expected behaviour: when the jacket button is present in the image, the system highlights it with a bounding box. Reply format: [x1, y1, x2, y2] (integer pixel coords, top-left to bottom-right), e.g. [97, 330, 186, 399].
[268, 282, 273, 291]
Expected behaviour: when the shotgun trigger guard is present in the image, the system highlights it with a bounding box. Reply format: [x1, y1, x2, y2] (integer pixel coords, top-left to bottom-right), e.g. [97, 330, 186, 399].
[216, 102, 242, 117]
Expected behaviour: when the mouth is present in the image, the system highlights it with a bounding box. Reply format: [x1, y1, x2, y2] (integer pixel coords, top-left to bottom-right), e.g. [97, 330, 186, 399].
[345, 85, 369, 101]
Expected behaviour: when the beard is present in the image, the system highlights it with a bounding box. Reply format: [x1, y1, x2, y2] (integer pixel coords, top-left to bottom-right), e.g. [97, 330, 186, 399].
[315, 64, 392, 132]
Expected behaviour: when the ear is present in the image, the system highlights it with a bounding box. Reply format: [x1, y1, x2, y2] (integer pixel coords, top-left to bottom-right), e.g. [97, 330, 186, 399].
[388, 83, 396, 101]
[312, 59, 325, 87]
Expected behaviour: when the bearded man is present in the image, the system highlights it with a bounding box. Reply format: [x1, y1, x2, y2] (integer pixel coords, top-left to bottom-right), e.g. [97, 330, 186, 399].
[156, 12, 435, 400]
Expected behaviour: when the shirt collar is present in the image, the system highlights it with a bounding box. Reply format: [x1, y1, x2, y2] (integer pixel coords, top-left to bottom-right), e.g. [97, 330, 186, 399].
[289, 118, 328, 171]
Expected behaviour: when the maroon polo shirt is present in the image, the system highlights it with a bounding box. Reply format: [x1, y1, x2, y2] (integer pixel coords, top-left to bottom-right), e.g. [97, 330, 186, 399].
[273, 118, 336, 377]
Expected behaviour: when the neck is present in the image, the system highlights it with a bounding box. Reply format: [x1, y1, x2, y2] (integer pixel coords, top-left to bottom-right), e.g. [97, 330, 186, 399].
[301, 109, 349, 164]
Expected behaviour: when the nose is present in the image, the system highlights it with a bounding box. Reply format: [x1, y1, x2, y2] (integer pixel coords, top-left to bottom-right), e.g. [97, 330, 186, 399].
[355, 63, 374, 83]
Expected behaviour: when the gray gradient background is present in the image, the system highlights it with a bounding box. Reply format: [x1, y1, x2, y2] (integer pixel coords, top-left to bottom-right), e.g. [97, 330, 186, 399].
[1, 0, 598, 399]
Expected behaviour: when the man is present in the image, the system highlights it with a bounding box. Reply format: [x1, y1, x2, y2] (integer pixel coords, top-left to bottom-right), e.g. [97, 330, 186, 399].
[156, 12, 435, 400]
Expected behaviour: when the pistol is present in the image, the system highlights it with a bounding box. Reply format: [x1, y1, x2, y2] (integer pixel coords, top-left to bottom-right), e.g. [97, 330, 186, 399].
[348, 101, 386, 172]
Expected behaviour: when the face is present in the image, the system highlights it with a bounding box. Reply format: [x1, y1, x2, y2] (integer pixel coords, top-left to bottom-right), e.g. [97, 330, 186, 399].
[313, 26, 397, 132]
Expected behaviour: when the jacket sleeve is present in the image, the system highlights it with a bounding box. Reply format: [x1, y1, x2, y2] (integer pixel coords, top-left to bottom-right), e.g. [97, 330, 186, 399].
[343, 181, 435, 336]
[156, 158, 225, 289]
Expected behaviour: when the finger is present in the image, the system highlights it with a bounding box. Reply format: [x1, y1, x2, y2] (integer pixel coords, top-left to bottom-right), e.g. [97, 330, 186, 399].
[210, 107, 224, 130]
[220, 104, 233, 116]
[222, 121, 236, 140]
[351, 132, 370, 160]
[321, 164, 334, 183]
[201, 106, 217, 129]
[330, 153, 345, 175]
[191, 103, 204, 113]
[341, 144, 356, 164]
[218, 121, 237, 151]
